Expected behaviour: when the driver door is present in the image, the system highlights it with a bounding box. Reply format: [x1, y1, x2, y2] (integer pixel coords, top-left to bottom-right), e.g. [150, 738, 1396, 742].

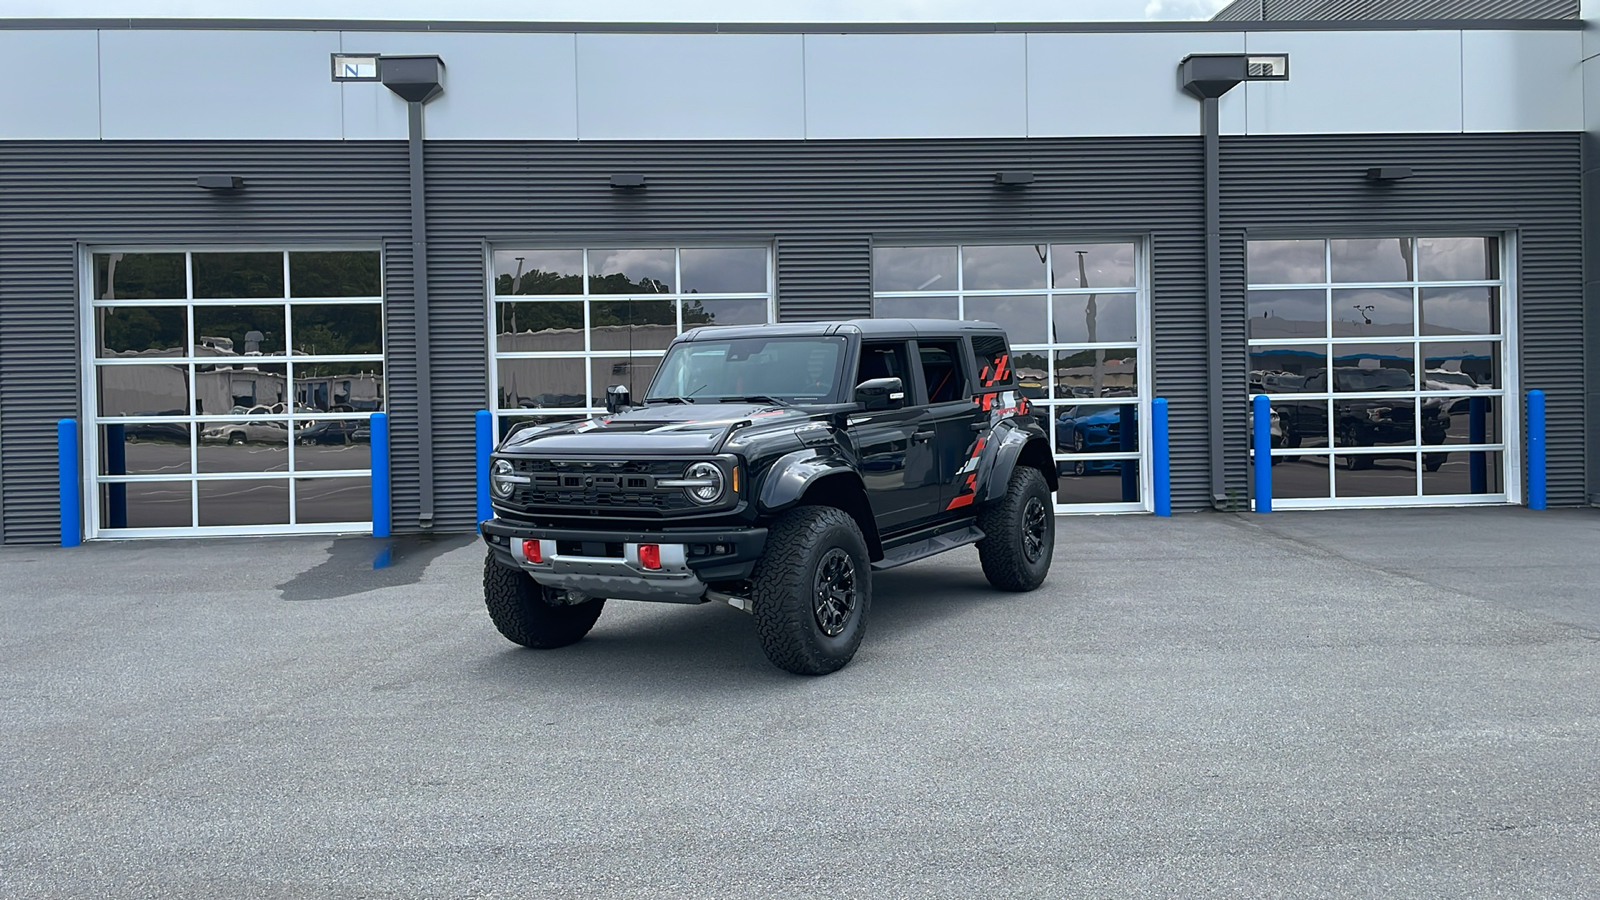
[847, 341, 940, 530]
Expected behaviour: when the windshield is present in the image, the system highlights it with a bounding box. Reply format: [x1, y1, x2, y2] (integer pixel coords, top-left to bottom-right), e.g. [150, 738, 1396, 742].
[645, 336, 846, 403]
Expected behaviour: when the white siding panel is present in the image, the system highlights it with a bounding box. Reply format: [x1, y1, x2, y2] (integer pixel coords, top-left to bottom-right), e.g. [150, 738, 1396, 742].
[1244, 31, 1464, 135]
[0, 31, 100, 140]
[100, 30, 342, 140]
[1462, 31, 1583, 133]
[1027, 32, 1248, 137]
[341, 32, 578, 140]
[575, 34, 803, 140]
[803, 34, 1027, 139]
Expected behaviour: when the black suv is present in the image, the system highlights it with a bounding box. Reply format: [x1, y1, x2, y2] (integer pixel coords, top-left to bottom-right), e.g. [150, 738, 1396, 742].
[480, 319, 1059, 675]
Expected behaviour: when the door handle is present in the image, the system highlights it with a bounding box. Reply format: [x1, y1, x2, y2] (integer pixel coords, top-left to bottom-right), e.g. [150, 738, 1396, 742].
[912, 430, 935, 444]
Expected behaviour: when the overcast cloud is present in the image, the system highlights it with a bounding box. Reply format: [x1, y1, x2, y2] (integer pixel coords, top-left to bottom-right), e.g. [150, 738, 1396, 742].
[4, 0, 1231, 21]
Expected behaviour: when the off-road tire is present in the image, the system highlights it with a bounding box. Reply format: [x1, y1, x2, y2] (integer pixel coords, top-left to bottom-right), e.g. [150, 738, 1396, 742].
[976, 465, 1054, 592]
[750, 506, 871, 676]
[483, 550, 605, 649]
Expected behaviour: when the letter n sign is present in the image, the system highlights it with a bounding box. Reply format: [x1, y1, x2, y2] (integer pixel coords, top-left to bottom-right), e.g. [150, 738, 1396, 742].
[331, 54, 380, 82]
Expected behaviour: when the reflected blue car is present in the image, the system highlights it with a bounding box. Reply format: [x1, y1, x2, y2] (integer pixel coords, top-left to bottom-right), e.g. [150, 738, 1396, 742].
[1057, 404, 1137, 476]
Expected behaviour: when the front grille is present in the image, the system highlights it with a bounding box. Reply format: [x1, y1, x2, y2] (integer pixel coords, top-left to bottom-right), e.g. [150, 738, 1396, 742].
[502, 457, 703, 517]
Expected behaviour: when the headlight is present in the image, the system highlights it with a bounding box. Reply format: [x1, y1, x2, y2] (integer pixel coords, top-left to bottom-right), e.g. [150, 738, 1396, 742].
[491, 459, 523, 499]
[660, 461, 725, 505]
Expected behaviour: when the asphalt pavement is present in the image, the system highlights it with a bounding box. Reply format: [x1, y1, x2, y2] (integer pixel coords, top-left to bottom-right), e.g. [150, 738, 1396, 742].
[2, 507, 1598, 898]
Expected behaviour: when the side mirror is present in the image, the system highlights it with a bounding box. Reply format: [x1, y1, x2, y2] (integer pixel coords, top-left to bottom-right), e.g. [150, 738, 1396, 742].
[854, 377, 905, 411]
[604, 384, 631, 414]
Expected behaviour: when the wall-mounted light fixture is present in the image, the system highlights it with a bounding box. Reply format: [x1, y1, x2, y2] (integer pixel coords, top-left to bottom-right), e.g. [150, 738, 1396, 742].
[196, 175, 244, 191]
[994, 171, 1035, 187]
[1365, 166, 1414, 182]
[610, 174, 647, 190]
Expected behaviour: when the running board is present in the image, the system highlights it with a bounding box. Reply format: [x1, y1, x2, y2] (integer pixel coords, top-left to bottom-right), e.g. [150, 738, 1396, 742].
[871, 524, 985, 570]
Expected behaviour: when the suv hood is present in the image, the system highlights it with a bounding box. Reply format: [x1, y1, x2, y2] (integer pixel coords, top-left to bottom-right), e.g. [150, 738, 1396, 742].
[501, 402, 808, 456]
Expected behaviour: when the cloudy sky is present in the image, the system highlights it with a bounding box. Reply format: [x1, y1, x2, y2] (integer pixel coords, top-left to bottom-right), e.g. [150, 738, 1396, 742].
[4, 0, 1231, 21]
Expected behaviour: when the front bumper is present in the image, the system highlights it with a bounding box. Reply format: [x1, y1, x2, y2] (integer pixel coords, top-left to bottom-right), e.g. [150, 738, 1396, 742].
[481, 518, 768, 604]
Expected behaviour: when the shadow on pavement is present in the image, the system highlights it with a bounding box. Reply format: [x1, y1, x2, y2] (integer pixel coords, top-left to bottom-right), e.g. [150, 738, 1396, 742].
[278, 532, 476, 601]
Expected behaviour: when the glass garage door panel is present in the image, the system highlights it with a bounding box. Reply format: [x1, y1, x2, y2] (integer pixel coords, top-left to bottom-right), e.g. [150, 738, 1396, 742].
[1247, 236, 1509, 509]
[87, 249, 384, 537]
[873, 241, 1150, 513]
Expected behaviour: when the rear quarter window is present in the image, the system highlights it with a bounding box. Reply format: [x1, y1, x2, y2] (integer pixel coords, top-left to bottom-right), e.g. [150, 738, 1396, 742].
[972, 335, 1013, 388]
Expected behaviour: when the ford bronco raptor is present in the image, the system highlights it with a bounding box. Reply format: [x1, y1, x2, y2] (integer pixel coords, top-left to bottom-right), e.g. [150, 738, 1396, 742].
[480, 319, 1058, 675]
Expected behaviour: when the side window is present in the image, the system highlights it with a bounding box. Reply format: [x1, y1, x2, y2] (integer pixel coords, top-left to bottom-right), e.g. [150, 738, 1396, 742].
[972, 335, 1012, 388]
[918, 340, 968, 404]
[855, 341, 912, 387]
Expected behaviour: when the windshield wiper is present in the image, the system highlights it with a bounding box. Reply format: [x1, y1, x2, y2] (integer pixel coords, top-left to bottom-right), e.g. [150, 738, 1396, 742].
[644, 396, 692, 405]
[718, 395, 790, 407]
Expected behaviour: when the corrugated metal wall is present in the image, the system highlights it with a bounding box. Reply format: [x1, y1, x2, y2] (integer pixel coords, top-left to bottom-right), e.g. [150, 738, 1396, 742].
[0, 142, 410, 544]
[1221, 132, 1585, 504]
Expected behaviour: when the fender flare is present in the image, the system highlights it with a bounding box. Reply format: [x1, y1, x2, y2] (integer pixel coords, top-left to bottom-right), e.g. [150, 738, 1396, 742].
[981, 420, 1058, 504]
[757, 449, 859, 513]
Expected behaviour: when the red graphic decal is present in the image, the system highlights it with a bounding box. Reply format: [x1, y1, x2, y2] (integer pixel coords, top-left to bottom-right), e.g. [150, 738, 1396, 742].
[994, 353, 1010, 383]
[945, 473, 979, 510]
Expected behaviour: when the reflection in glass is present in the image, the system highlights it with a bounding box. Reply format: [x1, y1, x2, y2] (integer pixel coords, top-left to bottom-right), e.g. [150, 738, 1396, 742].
[1418, 237, 1497, 282]
[962, 245, 1047, 291]
[198, 478, 290, 526]
[495, 301, 584, 351]
[194, 305, 286, 356]
[498, 413, 586, 441]
[1051, 243, 1136, 289]
[1247, 240, 1324, 285]
[94, 253, 186, 300]
[493, 250, 583, 295]
[97, 364, 190, 417]
[192, 252, 285, 299]
[195, 363, 288, 415]
[100, 480, 191, 529]
[1422, 450, 1502, 495]
[293, 363, 384, 413]
[1421, 286, 1499, 336]
[876, 295, 958, 319]
[1013, 352, 1048, 400]
[1249, 347, 1324, 384]
[680, 248, 766, 294]
[1055, 403, 1139, 454]
[1056, 462, 1140, 504]
[589, 299, 675, 351]
[295, 477, 372, 524]
[497, 358, 586, 410]
[295, 429, 372, 470]
[289, 251, 381, 297]
[1330, 238, 1411, 284]
[98, 306, 187, 357]
[873, 247, 958, 292]
[682, 297, 768, 328]
[964, 294, 1046, 346]
[1266, 455, 1331, 499]
[1333, 397, 1426, 451]
[590, 356, 662, 405]
[197, 418, 290, 473]
[589, 249, 674, 294]
[1422, 342, 1498, 391]
[1247, 290, 1324, 340]
[1272, 399, 1330, 449]
[1330, 349, 1413, 391]
[1332, 287, 1411, 337]
[291, 304, 383, 355]
[1051, 292, 1136, 344]
[1434, 395, 1498, 445]
[100, 423, 191, 477]
[1052, 348, 1137, 400]
[1334, 452, 1417, 498]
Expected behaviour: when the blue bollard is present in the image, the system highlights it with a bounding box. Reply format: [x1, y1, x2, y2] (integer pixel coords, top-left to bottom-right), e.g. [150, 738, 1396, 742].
[58, 419, 81, 547]
[1527, 389, 1546, 510]
[476, 409, 493, 531]
[1152, 398, 1171, 517]
[370, 412, 390, 538]
[1252, 394, 1272, 513]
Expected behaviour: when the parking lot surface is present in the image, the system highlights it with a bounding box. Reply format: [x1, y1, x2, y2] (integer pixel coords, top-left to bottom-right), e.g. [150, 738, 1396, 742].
[3, 507, 1598, 898]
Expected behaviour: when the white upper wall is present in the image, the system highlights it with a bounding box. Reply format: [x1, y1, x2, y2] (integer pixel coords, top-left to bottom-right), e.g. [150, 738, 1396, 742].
[0, 26, 1582, 140]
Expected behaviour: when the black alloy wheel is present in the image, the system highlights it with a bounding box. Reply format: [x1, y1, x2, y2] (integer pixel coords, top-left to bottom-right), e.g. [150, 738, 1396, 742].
[1021, 496, 1048, 565]
[813, 548, 858, 637]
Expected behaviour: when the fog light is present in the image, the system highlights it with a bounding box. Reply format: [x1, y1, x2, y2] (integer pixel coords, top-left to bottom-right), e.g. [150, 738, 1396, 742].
[639, 543, 661, 570]
[522, 539, 542, 563]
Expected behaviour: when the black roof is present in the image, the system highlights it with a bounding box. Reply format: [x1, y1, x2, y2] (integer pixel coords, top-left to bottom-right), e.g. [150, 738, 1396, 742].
[677, 318, 1008, 343]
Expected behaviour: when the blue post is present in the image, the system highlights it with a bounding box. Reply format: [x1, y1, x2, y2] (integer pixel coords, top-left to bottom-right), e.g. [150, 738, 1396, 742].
[57, 419, 81, 547]
[476, 409, 493, 530]
[1527, 389, 1546, 510]
[370, 412, 390, 538]
[1468, 396, 1487, 495]
[1152, 398, 1171, 517]
[1252, 394, 1272, 513]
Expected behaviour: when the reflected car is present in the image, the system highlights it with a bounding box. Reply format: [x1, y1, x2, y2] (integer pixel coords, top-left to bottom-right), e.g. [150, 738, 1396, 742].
[1271, 367, 1450, 471]
[123, 412, 189, 444]
[1056, 404, 1137, 454]
[1423, 369, 1491, 414]
[296, 419, 362, 445]
[199, 420, 288, 445]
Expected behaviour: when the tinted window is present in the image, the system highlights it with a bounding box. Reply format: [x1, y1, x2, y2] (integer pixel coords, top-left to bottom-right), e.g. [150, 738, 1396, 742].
[972, 335, 1012, 387]
[919, 341, 967, 404]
